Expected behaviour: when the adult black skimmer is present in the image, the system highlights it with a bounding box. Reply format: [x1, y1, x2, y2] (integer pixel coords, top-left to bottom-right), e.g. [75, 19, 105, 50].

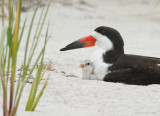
[80, 60, 98, 80]
[60, 26, 160, 85]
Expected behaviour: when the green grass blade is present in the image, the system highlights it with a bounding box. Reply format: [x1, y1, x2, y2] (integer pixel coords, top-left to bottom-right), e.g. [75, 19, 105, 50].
[6, 26, 13, 85]
[14, 69, 23, 102]
[0, 26, 8, 116]
[29, 7, 45, 57]
[0, 26, 8, 83]
[6, 4, 14, 85]
[26, 40, 46, 110]
[25, 57, 44, 110]
[26, 0, 50, 73]
[17, 17, 27, 51]
[25, 22, 49, 111]
[0, 26, 8, 58]
[30, 75, 50, 111]
[39, 61, 51, 81]
[1, 0, 5, 26]
[14, 17, 27, 102]
[22, 0, 42, 79]
[0, 0, 51, 115]
[24, 0, 50, 84]
[24, 47, 45, 83]
[36, 0, 51, 40]
[0, 26, 8, 77]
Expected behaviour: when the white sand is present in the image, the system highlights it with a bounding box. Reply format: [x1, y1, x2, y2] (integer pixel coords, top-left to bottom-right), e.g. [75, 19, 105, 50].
[1, 0, 160, 116]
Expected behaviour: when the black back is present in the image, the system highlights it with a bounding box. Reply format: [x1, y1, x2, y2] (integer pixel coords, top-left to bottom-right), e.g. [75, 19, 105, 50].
[104, 54, 160, 85]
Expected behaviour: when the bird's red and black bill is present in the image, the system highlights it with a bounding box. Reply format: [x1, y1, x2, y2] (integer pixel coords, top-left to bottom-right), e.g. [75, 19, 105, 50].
[60, 35, 96, 51]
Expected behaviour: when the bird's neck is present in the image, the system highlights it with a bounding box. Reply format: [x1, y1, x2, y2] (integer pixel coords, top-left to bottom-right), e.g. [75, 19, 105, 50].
[103, 48, 124, 64]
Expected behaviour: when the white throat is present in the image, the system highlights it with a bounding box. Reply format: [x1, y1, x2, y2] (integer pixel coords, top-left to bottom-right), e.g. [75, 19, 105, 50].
[91, 31, 113, 51]
[90, 31, 113, 80]
[81, 67, 93, 79]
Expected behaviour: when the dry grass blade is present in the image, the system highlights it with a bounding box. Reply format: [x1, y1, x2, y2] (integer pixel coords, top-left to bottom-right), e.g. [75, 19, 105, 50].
[40, 61, 52, 80]
[9, 0, 22, 114]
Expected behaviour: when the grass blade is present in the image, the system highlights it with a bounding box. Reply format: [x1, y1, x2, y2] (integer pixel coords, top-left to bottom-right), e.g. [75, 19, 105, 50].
[0, 0, 51, 115]
[25, 56, 44, 110]
[26, 0, 50, 75]
[17, 17, 27, 51]
[9, 0, 22, 114]
[22, 0, 42, 80]
[30, 75, 50, 111]
[0, 26, 8, 116]
[0, 26, 8, 59]
[25, 21, 49, 111]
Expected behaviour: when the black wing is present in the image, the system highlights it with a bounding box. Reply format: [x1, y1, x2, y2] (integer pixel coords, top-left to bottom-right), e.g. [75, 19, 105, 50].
[104, 54, 160, 85]
[127, 54, 160, 64]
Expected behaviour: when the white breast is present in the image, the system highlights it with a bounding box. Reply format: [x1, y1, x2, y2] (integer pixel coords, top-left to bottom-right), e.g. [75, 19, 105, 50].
[91, 49, 112, 80]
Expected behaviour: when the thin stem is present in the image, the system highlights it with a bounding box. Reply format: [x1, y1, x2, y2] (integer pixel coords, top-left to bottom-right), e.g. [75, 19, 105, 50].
[1, 0, 5, 26]
[3, 84, 8, 116]
[9, 0, 22, 114]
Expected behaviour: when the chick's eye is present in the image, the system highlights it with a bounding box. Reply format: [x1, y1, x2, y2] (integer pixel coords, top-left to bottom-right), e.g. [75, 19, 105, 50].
[85, 63, 90, 65]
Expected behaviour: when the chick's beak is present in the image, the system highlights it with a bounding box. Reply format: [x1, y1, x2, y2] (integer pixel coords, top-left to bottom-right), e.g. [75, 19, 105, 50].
[80, 64, 85, 68]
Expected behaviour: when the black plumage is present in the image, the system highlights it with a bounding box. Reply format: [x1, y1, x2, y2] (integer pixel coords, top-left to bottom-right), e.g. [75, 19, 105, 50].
[95, 26, 160, 85]
[104, 54, 160, 85]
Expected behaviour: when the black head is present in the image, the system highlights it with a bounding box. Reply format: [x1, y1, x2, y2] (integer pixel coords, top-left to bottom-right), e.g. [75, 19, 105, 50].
[94, 26, 124, 50]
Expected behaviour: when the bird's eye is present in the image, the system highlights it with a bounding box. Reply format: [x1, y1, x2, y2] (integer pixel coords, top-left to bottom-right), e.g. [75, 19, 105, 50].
[85, 63, 90, 65]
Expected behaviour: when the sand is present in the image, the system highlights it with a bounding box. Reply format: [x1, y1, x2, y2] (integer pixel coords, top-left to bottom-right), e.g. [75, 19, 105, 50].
[1, 0, 160, 116]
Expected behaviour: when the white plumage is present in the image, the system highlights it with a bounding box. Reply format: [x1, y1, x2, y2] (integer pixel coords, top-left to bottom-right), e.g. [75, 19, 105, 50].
[80, 60, 98, 80]
[91, 50, 112, 80]
[90, 31, 113, 80]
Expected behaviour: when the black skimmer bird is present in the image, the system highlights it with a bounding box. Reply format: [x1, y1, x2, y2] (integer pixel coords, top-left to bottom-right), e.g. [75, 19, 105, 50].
[79, 60, 98, 80]
[60, 26, 160, 85]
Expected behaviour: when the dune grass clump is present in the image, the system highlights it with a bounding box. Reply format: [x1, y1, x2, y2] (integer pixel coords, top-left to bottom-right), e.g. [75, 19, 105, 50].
[0, 0, 51, 116]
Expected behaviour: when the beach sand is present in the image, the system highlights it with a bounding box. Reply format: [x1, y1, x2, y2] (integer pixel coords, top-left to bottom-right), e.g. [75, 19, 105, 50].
[1, 0, 160, 116]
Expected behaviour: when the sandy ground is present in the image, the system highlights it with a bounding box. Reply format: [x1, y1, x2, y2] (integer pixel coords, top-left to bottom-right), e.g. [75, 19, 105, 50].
[1, 0, 160, 116]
